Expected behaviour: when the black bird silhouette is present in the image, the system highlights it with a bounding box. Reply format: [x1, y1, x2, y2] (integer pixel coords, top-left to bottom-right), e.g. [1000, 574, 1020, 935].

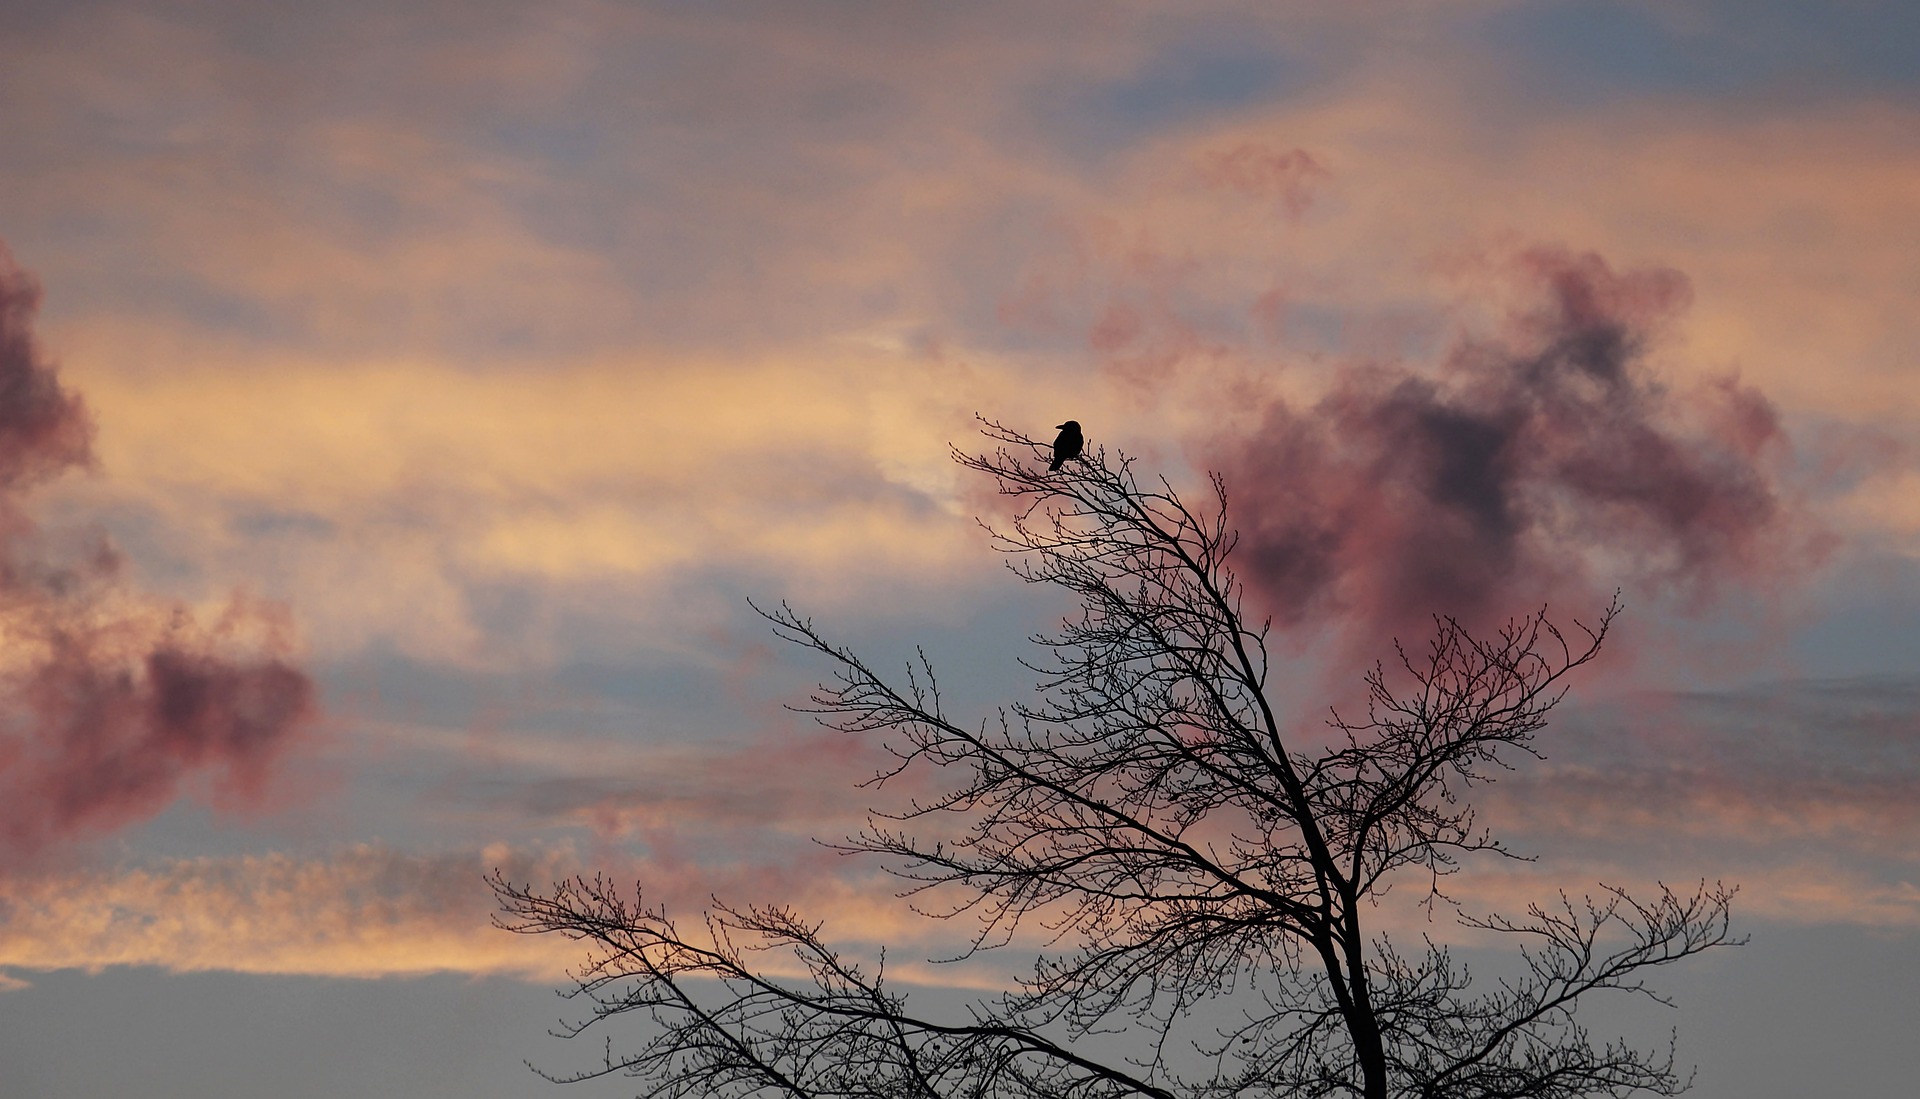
[1050, 420, 1083, 471]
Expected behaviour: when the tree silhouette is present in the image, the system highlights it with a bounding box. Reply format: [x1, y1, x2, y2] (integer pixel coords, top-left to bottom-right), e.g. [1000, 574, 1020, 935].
[492, 419, 1738, 1099]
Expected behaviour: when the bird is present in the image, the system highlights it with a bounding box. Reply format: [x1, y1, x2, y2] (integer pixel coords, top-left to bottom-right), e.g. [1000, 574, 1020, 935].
[1049, 420, 1083, 471]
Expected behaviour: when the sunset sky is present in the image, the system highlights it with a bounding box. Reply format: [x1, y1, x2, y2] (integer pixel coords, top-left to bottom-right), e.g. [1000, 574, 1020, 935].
[1, 2, 1917, 1096]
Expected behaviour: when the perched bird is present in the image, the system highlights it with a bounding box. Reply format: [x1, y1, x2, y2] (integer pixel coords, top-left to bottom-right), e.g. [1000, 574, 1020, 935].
[1050, 420, 1083, 471]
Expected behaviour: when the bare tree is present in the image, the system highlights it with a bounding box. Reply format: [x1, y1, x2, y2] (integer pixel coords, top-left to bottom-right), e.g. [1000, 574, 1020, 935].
[492, 420, 1738, 1099]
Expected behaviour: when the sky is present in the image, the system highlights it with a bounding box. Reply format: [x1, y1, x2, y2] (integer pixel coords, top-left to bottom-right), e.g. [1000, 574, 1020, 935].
[0, 1, 1916, 1095]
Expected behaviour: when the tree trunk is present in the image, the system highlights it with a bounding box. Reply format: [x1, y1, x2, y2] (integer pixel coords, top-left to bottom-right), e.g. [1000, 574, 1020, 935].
[1344, 923, 1390, 1099]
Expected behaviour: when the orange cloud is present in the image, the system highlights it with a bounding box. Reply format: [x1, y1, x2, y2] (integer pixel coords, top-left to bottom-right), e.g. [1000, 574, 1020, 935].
[0, 845, 579, 983]
[40, 334, 1139, 667]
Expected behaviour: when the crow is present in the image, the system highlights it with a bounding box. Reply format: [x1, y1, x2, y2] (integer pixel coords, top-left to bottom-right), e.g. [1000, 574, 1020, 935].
[1050, 420, 1083, 471]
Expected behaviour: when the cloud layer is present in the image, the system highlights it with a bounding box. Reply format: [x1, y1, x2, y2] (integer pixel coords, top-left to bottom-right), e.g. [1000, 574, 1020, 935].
[0, 1, 1911, 1005]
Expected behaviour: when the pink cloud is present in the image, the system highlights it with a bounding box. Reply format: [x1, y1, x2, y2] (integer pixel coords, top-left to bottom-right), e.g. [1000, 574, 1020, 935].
[1193, 142, 1329, 220]
[0, 246, 316, 866]
[1210, 246, 1821, 654]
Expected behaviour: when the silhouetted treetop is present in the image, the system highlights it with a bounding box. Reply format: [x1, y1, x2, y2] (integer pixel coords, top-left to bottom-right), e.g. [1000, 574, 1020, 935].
[494, 416, 1738, 1099]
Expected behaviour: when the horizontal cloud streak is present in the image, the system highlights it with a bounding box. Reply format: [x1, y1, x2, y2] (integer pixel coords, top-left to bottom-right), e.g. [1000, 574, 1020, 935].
[1493, 676, 1920, 841]
[1430, 676, 1920, 929]
[0, 845, 578, 982]
[0, 839, 969, 987]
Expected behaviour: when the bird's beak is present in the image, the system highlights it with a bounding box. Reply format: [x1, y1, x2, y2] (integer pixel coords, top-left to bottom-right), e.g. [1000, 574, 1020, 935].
[1056, 423, 1068, 429]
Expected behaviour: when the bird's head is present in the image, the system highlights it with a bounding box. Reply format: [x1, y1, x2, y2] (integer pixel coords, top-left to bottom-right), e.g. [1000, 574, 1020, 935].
[1057, 420, 1080, 430]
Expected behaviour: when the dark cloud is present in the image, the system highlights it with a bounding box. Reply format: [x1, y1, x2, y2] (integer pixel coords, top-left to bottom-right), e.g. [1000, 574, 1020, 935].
[0, 246, 315, 865]
[0, 258, 91, 489]
[1213, 247, 1815, 649]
